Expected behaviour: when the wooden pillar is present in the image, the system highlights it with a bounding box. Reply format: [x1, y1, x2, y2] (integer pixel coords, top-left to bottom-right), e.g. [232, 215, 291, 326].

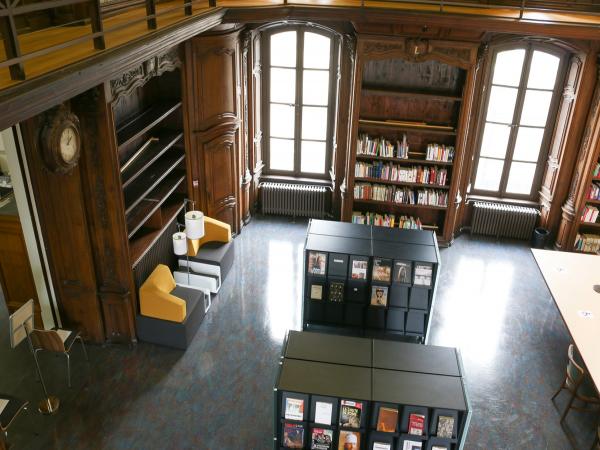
[240, 29, 252, 226]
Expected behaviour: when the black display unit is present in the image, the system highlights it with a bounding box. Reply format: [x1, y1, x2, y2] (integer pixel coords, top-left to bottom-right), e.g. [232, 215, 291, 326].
[303, 219, 441, 343]
[274, 331, 471, 450]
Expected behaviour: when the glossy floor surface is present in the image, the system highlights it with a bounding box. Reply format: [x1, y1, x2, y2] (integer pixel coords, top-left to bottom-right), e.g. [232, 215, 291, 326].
[0, 216, 597, 449]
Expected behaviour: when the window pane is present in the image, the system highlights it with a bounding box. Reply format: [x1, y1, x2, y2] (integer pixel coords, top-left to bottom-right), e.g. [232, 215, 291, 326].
[506, 161, 536, 194]
[513, 127, 544, 162]
[520, 90, 552, 127]
[303, 70, 329, 106]
[303, 32, 330, 69]
[480, 122, 510, 159]
[474, 158, 504, 192]
[301, 141, 326, 173]
[270, 68, 296, 104]
[486, 86, 518, 124]
[270, 104, 295, 139]
[269, 138, 294, 171]
[271, 31, 296, 68]
[302, 106, 328, 140]
[492, 49, 526, 86]
[528, 51, 560, 90]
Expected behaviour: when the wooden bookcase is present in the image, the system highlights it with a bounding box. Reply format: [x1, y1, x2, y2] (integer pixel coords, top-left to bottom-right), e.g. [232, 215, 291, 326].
[572, 148, 600, 254]
[110, 51, 187, 268]
[345, 37, 478, 246]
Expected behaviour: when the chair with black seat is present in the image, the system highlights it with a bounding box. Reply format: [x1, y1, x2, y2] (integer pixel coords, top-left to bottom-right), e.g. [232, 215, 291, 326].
[28, 328, 88, 388]
[552, 344, 600, 424]
[0, 394, 28, 449]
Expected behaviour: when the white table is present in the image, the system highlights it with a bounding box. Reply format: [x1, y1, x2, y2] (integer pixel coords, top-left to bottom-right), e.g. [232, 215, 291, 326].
[532, 249, 600, 389]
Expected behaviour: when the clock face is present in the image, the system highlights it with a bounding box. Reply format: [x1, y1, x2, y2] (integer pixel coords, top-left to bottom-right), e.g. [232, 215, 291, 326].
[59, 126, 78, 162]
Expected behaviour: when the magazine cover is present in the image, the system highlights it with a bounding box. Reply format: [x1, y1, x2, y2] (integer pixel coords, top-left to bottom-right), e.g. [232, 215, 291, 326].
[337, 430, 360, 450]
[308, 251, 327, 275]
[413, 263, 432, 287]
[376, 407, 398, 432]
[370, 286, 388, 307]
[436, 415, 454, 438]
[393, 260, 412, 285]
[408, 413, 425, 435]
[314, 401, 333, 425]
[402, 441, 422, 450]
[284, 397, 304, 421]
[283, 422, 304, 449]
[311, 284, 323, 300]
[373, 443, 392, 450]
[311, 428, 333, 450]
[351, 259, 368, 280]
[339, 400, 362, 428]
[372, 258, 392, 283]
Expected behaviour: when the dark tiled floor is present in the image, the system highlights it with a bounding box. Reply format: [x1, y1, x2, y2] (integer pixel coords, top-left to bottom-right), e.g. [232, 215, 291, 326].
[0, 216, 596, 449]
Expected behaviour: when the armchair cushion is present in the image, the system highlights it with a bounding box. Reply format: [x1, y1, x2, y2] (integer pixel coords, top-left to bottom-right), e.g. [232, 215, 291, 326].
[187, 217, 232, 256]
[139, 265, 186, 323]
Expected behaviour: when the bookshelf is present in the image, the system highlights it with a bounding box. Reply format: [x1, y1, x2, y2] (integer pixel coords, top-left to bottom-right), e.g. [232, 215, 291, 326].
[344, 37, 478, 246]
[111, 61, 187, 267]
[274, 331, 471, 450]
[572, 147, 600, 254]
[303, 219, 441, 344]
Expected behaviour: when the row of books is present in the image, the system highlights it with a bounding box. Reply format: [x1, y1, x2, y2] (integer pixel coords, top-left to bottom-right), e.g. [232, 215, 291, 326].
[357, 134, 409, 159]
[587, 182, 600, 201]
[425, 144, 454, 163]
[351, 211, 423, 230]
[354, 183, 448, 207]
[581, 205, 599, 223]
[574, 233, 600, 253]
[593, 162, 600, 178]
[355, 162, 448, 186]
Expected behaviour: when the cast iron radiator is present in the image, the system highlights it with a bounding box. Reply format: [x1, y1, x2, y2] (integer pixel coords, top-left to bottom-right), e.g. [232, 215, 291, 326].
[471, 201, 539, 240]
[260, 182, 329, 219]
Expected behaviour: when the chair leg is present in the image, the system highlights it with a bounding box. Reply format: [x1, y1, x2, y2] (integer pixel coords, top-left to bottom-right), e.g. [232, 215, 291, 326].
[77, 336, 89, 362]
[33, 349, 43, 382]
[560, 391, 576, 424]
[552, 379, 565, 401]
[65, 353, 71, 388]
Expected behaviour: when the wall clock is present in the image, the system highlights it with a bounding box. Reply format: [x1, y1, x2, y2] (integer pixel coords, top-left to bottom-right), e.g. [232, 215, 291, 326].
[41, 109, 82, 174]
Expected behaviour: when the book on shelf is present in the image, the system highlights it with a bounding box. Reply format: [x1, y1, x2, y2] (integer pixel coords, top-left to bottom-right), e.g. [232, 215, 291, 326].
[581, 205, 599, 223]
[354, 183, 448, 207]
[376, 406, 398, 432]
[408, 413, 425, 435]
[314, 401, 334, 425]
[308, 251, 328, 275]
[575, 233, 600, 253]
[338, 430, 360, 450]
[357, 134, 409, 159]
[339, 400, 363, 428]
[285, 397, 305, 421]
[402, 440, 422, 450]
[436, 415, 455, 438]
[351, 211, 423, 230]
[426, 144, 454, 162]
[593, 162, 600, 177]
[283, 422, 305, 449]
[355, 162, 448, 186]
[311, 428, 334, 450]
[587, 182, 600, 200]
[370, 286, 389, 307]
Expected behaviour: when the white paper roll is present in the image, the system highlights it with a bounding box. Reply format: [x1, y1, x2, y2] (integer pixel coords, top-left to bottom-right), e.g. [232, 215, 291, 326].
[172, 232, 188, 255]
[185, 210, 205, 239]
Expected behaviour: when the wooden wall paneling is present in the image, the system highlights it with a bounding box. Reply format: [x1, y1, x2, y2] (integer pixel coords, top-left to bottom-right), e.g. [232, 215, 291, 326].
[183, 41, 201, 208]
[556, 64, 600, 250]
[0, 214, 42, 325]
[20, 106, 105, 343]
[539, 47, 598, 246]
[189, 30, 242, 233]
[332, 33, 356, 221]
[72, 85, 137, 344]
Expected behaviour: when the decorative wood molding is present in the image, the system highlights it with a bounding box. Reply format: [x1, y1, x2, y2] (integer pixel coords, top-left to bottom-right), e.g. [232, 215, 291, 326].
[110, 47, 181, 105]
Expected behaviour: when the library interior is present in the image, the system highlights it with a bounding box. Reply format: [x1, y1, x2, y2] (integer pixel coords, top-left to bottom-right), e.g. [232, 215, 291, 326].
[0, 1, 600, 449]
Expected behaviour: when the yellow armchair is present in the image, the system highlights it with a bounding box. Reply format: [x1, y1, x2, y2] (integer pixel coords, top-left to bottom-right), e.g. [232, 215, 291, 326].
[187, 217, 232, 257]
[139, 265, 186, 323]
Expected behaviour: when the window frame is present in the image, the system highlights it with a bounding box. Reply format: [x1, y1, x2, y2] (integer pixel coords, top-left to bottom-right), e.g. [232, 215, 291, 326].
[470, 42, 568, 201]
[261, 25, 340, 179]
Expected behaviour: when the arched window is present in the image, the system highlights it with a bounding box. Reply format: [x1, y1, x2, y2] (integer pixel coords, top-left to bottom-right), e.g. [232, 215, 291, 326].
[263, 26, 339, 178]
[471, 44, 566, 200]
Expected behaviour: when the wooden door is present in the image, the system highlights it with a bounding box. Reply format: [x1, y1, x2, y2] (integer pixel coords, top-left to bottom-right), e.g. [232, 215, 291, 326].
[185, 29, 242, 233]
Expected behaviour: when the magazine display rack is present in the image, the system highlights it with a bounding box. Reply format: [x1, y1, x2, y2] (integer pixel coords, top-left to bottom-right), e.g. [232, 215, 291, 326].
[274, 331, 471, 450]
[303, 220, 441, 343]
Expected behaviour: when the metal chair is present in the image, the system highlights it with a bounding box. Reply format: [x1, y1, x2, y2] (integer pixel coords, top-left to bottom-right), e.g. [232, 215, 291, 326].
[552, 345, 600, 424]
[0, 395, 28, 449]
[28, 329, 88, 388]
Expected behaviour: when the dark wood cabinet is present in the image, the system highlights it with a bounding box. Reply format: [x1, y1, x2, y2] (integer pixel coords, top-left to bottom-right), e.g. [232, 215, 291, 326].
[186, 29, 242, 234]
